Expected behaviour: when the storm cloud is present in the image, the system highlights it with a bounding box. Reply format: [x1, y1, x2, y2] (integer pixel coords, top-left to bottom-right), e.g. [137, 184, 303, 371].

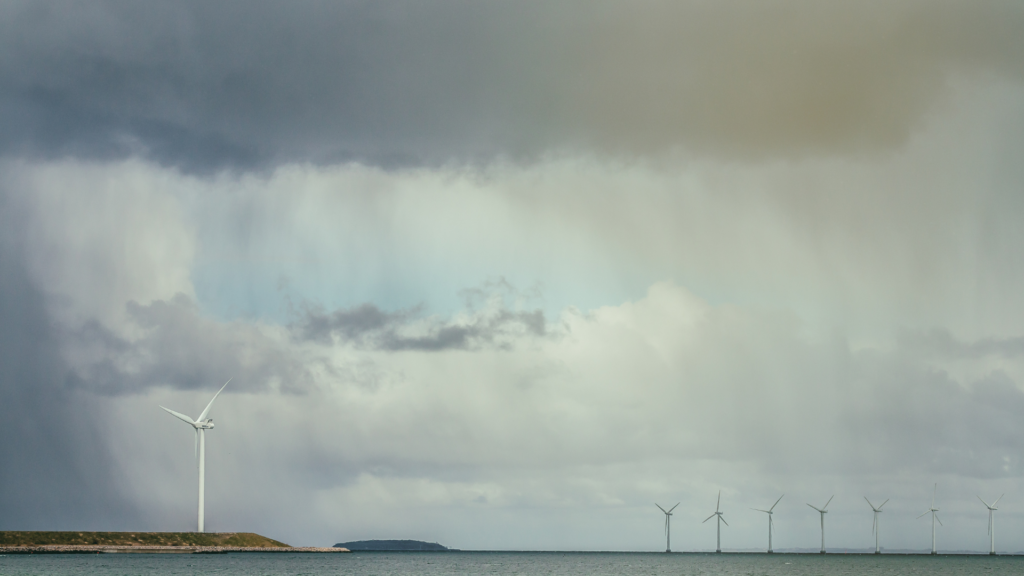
[1, 1, 1022, 170]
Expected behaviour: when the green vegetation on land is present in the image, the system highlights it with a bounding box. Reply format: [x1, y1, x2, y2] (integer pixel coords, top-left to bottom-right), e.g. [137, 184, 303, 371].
[0, 532, 289, 548]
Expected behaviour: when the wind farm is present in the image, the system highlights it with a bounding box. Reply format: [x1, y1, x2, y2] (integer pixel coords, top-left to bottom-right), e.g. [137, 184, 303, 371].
[17, 375, 1024, 558]
[636, 487, 1019, 556]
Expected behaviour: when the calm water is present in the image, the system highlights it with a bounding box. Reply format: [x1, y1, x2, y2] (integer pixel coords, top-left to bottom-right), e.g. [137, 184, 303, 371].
[1, 552, 1022, 576]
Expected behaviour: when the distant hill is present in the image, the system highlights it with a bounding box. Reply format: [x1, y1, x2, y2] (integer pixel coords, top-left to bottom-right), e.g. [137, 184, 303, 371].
[334, 539, 450, 551]
[0, 532, 289, 548]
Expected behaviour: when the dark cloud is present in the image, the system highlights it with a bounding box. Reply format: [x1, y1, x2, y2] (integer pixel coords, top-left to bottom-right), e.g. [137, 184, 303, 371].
[0, 191, 140, 529]
[1, 1, 1021, 171]
[292, 302, 547, 351]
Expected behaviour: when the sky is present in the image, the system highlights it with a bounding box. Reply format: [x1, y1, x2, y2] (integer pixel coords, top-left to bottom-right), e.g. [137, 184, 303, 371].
[2, 0, 1024, 552]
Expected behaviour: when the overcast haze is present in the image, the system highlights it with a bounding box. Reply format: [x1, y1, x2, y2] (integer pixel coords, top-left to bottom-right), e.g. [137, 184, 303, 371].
[2, 0, 1024, 552]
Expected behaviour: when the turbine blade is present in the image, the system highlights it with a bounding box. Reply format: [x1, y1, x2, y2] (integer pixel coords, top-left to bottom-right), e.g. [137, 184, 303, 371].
[668, 503, 680, 513]
[721, 516, 729, 527]
[823, 495, 834, 510]
[978, 495, 991, 508]
[807, 504, 821, 512]
[935, 513, 942, 527]
[993, 494, 1004, 508]
[917, 510, 930, 519]
[864, 496, 875, 510]
[161, 406, 197, 425]
[717, 491, 721, 513]
[703, 513, 716, 523]
[932, 483, 937, 508]
[656, 503, 667, 514]
[752, 508, 769, 513]
[197, 378, 231, 422]
[879, 499, 889, 510]
[770, 494, 784, 512]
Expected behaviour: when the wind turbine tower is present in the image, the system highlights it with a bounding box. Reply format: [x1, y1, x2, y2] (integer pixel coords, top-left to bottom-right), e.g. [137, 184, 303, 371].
[916, 484, 942, 555]
[752, 495, 783, 553]
[978, 494, 1004, 555]
[161, 378, 231, 533]
[864, 497, 888, 554]
[806, 496, 833, 554]
[655, 503, 679, 552]
[702, 491, 728, 553]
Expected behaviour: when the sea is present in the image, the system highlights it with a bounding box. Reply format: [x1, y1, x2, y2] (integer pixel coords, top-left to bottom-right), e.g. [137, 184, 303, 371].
[1, 551, 1022, 576]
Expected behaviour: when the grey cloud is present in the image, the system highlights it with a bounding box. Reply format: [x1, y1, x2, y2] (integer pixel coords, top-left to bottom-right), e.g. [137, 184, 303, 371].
[1, 1, 1022, 171]
[292, 302, 547, 351]
[63, 294, 318, 395]
[296, 303, 410, 345]
[839, 349, 1024, 479]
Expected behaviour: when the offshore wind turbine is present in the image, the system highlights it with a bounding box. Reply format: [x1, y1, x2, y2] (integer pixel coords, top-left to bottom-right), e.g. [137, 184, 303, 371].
[806, 496, 833, 554]
[655, 503, 679, 552]
[161, 378, 231, 533]
[864, 497, 888, 554]
[702, 491, 728, 553]
[978, 494, 1004, 555]
[916, 484, 942, 555]
[751, 495, 784, 553]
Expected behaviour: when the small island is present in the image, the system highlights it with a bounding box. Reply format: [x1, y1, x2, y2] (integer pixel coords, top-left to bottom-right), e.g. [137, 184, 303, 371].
[0, 532, 349, 554]
[334, 539, 451, 551]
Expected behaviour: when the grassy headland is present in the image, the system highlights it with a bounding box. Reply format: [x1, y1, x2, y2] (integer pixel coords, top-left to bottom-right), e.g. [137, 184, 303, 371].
[0, 532, 289, 548]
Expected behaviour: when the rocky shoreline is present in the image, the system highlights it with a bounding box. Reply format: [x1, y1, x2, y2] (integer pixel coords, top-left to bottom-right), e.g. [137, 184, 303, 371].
[0, 545, 349, 554]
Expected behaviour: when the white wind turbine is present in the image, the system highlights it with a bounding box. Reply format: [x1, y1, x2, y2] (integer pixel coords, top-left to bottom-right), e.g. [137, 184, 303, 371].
[916, 483, 942, 555]
[655, 503, 679, 552]
[978, 494, 1004, 555]
[751, 495, 784, 553]
[161, 378, 231, 533]
[806, 495, 833, 554]
[702, 491, 728, 553]
[864, 497, 888, 554]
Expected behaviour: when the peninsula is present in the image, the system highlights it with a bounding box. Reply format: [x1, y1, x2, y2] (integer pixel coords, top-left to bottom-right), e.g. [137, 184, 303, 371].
[0, 532, 349, 554]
